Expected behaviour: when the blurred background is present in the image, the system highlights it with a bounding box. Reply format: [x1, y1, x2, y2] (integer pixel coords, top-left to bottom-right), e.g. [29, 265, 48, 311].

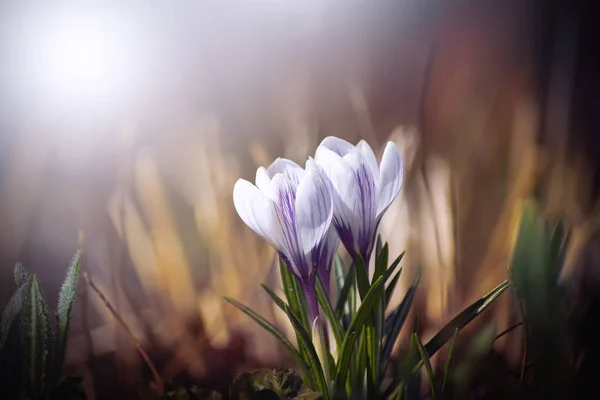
[1, 1, 599, 398]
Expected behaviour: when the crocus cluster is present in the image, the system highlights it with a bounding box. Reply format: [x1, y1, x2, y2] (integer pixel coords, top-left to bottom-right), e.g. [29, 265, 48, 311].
[233, 137, 404, 323]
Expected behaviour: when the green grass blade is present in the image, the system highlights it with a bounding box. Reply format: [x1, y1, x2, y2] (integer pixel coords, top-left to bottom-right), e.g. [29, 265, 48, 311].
[316, 278, 343, 352]
[284, 305, 329, 400]
[52, 252, 80, 385]
[385, 268, 403, 308]
[333, 276, 384, 397]
[415, 333, 437, 398]
[335, 263, 356, 317]
[424, 280, 509, 356]
[376, 235, 383, 261]
[384, 251, 406, 283]
[334, 255, 346, 294]
[21, 275, 50, 400]
[280, 258, 311, 333]
[381, 271, 420, 375]
[374, 243, 389, 282]
[223, 297, 311, 383]
[261, 284, 287, 311]
[355, 254, 370, 300]
[441, 328, 459, 395]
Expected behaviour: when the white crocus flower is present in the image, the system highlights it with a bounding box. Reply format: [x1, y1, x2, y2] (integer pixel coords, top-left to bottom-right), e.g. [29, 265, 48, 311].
[315, 136, 404, 264]
[233, 157, 335, 321]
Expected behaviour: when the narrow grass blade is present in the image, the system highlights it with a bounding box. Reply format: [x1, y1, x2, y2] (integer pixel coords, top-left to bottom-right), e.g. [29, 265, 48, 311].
[441, 328, 459, 395]
[385, 268, 403, 308]
[415, 333, 437, 398]
[280, 259, 311, 332]
[424, 280, 509, 356]
[335, 264, 355, 317]
[355, 254, 370, 300]
[223, 297, 311, 382]
[52, 252, 80, 382]
[316, 278, 343, 352]
[334, 255, 346, 294]
[381, 271, 420, 374]
[376, 235, 383, 261]
[384, 251, 406, 283]
[261, 284, 287, 311]
[333, 276, 384, 396]
[374, 243, 389, 282]
[284, 306, 329, 400]
[21, 276, 50, 400]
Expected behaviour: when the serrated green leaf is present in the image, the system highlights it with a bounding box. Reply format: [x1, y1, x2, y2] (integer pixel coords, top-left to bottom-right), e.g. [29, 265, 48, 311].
[14, 262, 31, 289]
[415, 333, 436, 398]
[223, 297, 311, 384]
[315, 278, 343, 353]
[333, 276, 384, 397]
[335, 264, 355, 318]
[51, 252, 81, 387]
[381, 271, 420, 375]
[0, 282, 29, 352]
[21, 275, 50, 400]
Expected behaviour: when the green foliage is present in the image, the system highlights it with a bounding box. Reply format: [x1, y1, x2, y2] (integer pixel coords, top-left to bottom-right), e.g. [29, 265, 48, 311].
[0, 253, 82, 400]
[20, 275, 51, 400]
[509, 201, 570, 396]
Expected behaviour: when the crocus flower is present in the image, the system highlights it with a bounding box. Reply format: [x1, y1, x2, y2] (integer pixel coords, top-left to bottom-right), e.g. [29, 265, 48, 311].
[233, 157, 334, 322]
[315, 137, 404, 264]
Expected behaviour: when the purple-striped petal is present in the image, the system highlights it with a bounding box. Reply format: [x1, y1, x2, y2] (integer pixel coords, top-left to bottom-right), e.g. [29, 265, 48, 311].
[356, 140, 379, 182]
[267, 158, 304, 185]
[233, 179, 282, 250]
[376, 142, 404, 221]
[295, 161, 333, 276]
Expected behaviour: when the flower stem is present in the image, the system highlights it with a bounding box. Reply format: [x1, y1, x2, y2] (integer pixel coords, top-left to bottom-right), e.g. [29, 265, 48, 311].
[302, 281, 320, 325]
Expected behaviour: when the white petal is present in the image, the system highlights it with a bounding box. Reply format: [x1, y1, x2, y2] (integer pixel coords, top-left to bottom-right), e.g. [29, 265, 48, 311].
[376, 142, 404, 220]
[233, 179, 281, 249]
[343, 148, 377, 245]
[315, 148, 361, 216]
[255, 167, 271, 193]
[317, 136, 355, 157]
[267, 158, 304, 185]
[295, 165, 333, 264]
[356, 140, 380, 181]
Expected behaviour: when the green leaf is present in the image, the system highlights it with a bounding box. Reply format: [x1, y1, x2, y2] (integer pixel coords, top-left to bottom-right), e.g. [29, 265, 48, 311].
[333, 276, 384, 397]
[261, 284, 288, 312]
[14, 262, 31, 289]
[223, 297, 311, 383]
[315, 278, 343, 353]
[374, 243, 389, 282]
[280, 259, 311, 333]
[335, 264, 355, 317]
[21, 275, 50, 400]
[384, 251, 405, 283]
[385, 268, 403, 308]
[424, 280, 509, 357]
[0, 283, 29, 352]
[229, 368, 321, 400]
[441, 328, 459, 395]
[375, 235, 383, 261]
[51, 252, 81, 385]
[415, 334, 436, 398]
[381, 271, 420, 375]
[355, 255, 370, 301]
[284, 306, 329, 400]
